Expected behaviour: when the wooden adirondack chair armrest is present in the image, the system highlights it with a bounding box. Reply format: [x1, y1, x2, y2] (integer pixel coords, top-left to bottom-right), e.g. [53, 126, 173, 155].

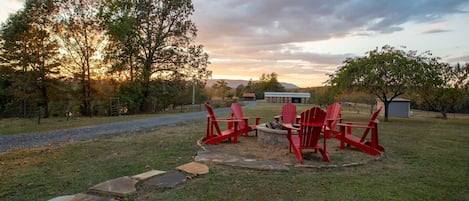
[325, 117, 343, 122]
[242, 116, 260, 119]
[212, 119, 243, 123]
[214, 117, 235, 121]
[283, 124, 300, 140]
[323, 125, 332, 131]
[274, 115, 281, 121]
[254, 117, 261, 125]
[339, 121, 365, 124]
[301, 122, 325, 127]
[283, 123, 300, 131]
[242, 116, 261, 124]
[336, 122, 373, 129]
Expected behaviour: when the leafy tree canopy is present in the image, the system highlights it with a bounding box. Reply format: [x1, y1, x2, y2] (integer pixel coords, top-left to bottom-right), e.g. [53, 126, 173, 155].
[411, 61, 468, 119]
[329, 45, 469, 120]
[253, 72, 285, 99]
[329, 45, 423, 121]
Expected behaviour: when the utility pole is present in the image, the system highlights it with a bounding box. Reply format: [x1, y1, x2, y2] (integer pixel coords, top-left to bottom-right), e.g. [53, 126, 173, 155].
[192, 76, 196, 105]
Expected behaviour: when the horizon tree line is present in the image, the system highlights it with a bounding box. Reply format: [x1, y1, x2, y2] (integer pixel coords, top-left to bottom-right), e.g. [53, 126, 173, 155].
[0, 0, 210, 118]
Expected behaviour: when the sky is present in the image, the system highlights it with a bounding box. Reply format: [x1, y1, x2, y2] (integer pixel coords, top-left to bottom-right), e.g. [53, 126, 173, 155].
[2, 0, 469, 88]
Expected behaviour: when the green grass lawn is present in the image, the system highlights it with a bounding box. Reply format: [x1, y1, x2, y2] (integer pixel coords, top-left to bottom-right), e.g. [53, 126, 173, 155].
[0, 102, 468, 201]
[0, 113, 178, 135]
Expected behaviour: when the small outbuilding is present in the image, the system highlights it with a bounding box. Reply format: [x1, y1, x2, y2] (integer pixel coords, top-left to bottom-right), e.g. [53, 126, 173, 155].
[377, 98, 411, 118]
[242, 93, 256, 101]
[264, 92, 310, 104]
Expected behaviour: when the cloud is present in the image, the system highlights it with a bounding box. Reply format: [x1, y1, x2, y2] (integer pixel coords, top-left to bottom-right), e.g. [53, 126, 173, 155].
[191, 0, 469, 86]
[447, 54, 469, 63]
[2, 0, 467, 87]
[0, 0, 24, 24]
[193, 2, 468, 62]
[422, 28, 452, 34]
[193, 0, 469, 45]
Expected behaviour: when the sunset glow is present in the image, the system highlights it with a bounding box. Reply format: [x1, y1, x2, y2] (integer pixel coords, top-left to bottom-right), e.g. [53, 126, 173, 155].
[2, 0, 469, 88]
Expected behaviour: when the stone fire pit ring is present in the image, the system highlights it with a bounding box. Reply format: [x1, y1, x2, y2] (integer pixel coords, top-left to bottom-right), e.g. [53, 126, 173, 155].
[256, 123, 296, 148]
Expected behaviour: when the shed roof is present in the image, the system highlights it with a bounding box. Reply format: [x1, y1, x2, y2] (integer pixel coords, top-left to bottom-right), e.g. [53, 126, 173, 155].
[264, 92, 310, 98]
[242, 93, 256, 97]
[382, 98, 411, 102]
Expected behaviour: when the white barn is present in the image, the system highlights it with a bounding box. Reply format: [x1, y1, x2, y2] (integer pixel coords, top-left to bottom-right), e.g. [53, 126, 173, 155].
[264, 92, 310, 104]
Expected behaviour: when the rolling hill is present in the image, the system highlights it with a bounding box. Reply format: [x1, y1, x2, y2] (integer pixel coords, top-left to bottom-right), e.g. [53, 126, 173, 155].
[205, 79, 299, 89]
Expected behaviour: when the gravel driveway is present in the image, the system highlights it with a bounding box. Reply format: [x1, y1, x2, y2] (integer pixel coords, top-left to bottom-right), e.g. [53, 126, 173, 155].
[0, 103, 258, 153]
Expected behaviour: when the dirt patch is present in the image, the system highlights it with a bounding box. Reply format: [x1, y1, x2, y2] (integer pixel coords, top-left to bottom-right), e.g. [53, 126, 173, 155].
[203, 136, 380, 167]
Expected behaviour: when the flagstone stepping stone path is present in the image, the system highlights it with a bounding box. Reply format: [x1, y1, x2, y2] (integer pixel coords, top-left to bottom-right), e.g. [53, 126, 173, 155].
[176, 161, 210, 175]
[143, 171, 187, 188]
[48, 193, 117, 201]
[131, 169, 166, 181]
[48, 148, 289, 201]
[88, 176, 138, 198]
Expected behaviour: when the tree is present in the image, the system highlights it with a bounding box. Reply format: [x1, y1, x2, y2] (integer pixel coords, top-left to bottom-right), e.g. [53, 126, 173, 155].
[412, 62, 468, 119]
[0, 0, 60, 118]
[259, 72, 284, 91]
[99, 0, 139, 82]
[0, 59, 14, 117]
[100, 0, 210, 112]
[328, 45, 418, 121]
[235, 84, 245, 98]
[212, 79, 231, 103]
[306, 86, 336, 106]
[252, 72, 285, 99]
[56, 0, 106, 116]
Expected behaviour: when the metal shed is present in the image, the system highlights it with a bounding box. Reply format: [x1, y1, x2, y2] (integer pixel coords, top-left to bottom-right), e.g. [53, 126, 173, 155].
[264, 92, 310, 104]
[377, 98, 411, 118]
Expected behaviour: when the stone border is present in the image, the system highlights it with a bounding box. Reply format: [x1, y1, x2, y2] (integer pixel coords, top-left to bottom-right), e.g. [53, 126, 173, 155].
[196, 136, 383, 169]
[294, 156, 383, 169]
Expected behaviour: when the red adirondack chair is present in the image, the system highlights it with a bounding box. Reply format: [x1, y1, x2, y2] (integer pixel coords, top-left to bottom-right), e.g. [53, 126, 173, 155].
[323, 102, 342, 139]
[284, 107, 330, 163]
[231, 103, 261, 137]
[274, 102, 298, 124]
[337, 106, 385, 156]
[202, 103, 244, 144]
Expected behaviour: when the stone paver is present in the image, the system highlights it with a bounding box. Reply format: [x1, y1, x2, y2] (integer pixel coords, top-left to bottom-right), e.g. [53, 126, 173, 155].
[48, 195, 75, 201]
[143, 171, 187, 188]
[88, 176, 137, 198]
[48, 194, 117, 201]
[70, 193, 117, 201]
[195, 151, 242, 163]
[195, 150, 290, 171]
[176, 162, 209, 175]
[224, 159, 289, 171]
[131, 169, 166, 181]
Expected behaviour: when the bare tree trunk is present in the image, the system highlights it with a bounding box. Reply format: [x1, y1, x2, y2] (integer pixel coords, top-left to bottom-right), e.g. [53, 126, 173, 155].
[384, 101, 390, 122]
[441, 107, 448, 120]
[86, 32, 92, 117]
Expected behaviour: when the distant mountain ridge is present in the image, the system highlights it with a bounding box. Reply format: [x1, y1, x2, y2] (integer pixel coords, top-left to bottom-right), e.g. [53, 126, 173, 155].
[205, 79, 299, 89]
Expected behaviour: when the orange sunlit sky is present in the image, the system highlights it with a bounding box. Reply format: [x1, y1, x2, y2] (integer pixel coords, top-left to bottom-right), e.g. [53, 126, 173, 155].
[2, 0, 469, 88]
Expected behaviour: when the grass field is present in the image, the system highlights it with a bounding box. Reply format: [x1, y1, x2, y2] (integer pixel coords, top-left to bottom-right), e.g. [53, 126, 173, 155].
[0, 112, 178, 135]
[0, 102, 468, 201]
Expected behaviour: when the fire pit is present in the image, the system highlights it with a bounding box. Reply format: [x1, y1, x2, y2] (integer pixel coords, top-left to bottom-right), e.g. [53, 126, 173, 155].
[256, 123, 294, 148]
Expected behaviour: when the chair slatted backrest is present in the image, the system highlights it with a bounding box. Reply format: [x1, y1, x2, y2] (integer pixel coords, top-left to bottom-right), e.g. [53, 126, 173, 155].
[205, 103, 222, 135]
[360, 106, 383, 142]
[231, 103, 247, 130]
[325, 102, 342, 128]
[281, 103, 297, 124]
[299, 107, 327, 149]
